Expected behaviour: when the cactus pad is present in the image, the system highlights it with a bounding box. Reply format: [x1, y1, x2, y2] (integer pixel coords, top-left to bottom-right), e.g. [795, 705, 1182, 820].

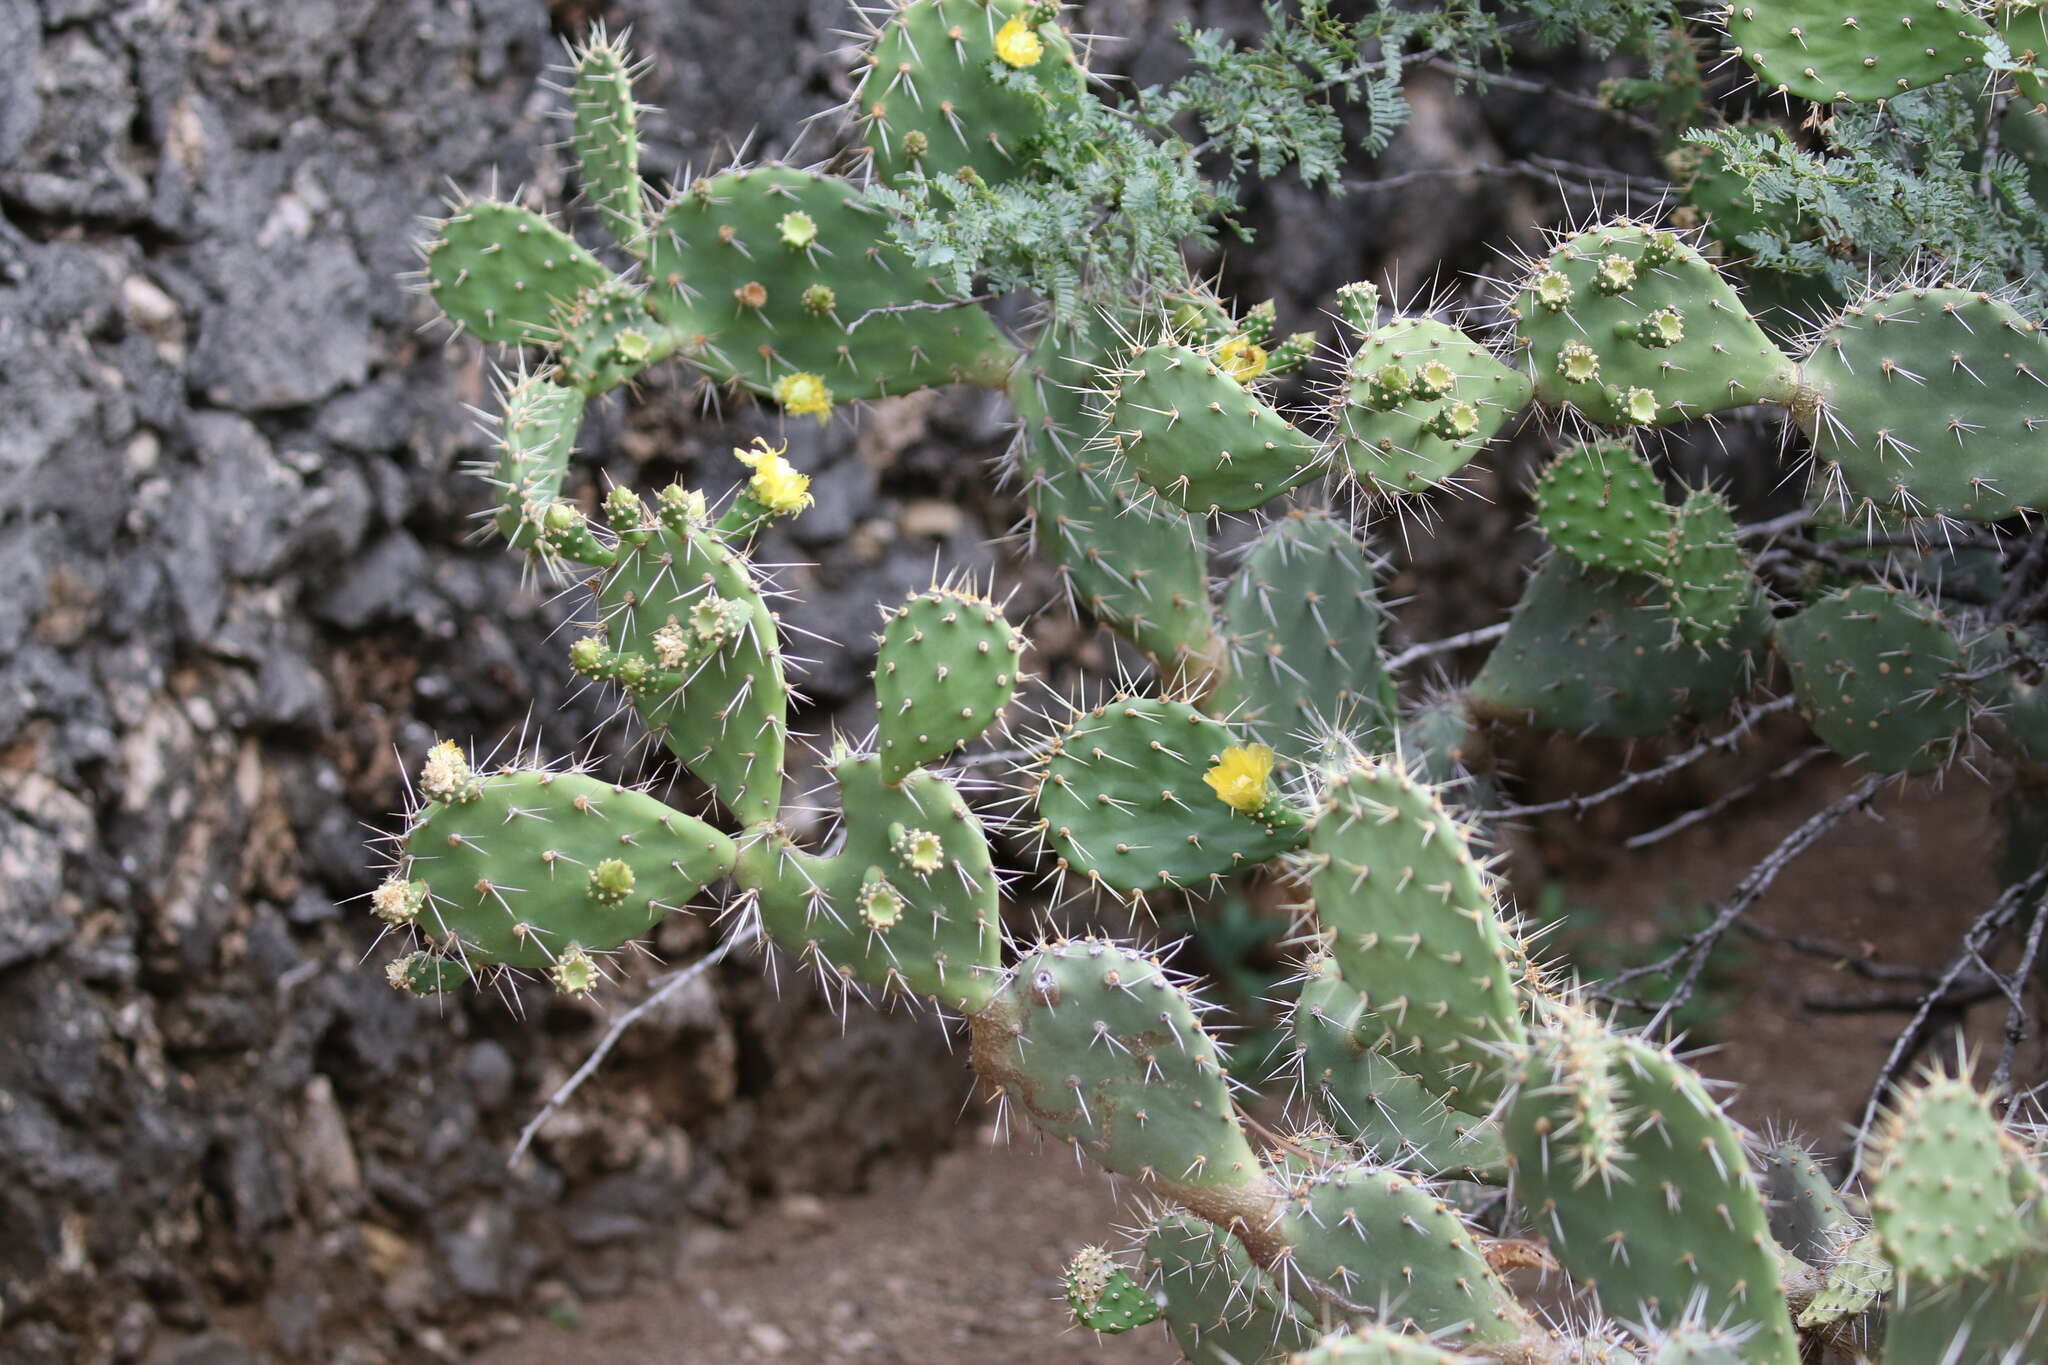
[480, 370, 586, 549]
[1215, 510, 1396, 767]
[1031, 696, 1308, 896]
[853, 0, 1087, 188]
[1102, 344, 1323, 513]
[575, 492, 787, 824]
[1468, 554, 1766, 738]
[1659, 488, 1752, 650]
[1759, 1141, 1854, 1264]
[1531, 440, 1675, 575]
[1290, 1325, 1476, 1362]
[1796, 1234, 1892, 1327]
[1866, 1071, 2045, 1281]
[423, 199, 614, 346]
[1723, 0, 1992, 103]
[1499, 1006, 1798, 1364]
[1510, 220, 1801, 427]
[1333, 315, 1532, 498]
[735, 753, 1001, 1011]
[645, 165, 1017, 406]
[1772, 584, 1966, 774]
[1799, 287, 2048, 523]
[1145, 1213, 1318, 1364]
[1064, 1246, 1162, 1333]
[1013, 317, 1219, 671]
[567, 30, 648, 247]
[1287, 956, 1505, 1179]
[973, 938, 1263, 1198]
[385, 750, 735, 974]
[1273, 1160, 1527, 1347]
[1307, 758, 1526, 1109]
[875, 586, 1025, 781]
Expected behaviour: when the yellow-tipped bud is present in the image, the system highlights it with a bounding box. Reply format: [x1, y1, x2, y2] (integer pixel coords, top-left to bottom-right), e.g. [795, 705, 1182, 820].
[771, 371, 834, 424]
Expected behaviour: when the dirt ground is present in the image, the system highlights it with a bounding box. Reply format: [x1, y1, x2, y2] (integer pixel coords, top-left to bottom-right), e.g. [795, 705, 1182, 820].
[470, 764, 2012, 1364]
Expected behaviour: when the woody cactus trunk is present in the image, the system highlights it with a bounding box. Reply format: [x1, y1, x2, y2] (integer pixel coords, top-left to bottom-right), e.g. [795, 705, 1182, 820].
[371, 3, 2048, 1362]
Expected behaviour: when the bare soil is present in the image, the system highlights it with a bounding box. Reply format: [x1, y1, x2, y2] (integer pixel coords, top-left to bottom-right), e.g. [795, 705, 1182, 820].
[471, 766, 2013, 1364]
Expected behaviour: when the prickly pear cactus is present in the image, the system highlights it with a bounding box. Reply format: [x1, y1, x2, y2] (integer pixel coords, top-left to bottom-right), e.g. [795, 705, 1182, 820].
[1722, 0, 1992, 103]
[1510, 221, 1801, 427]
[377, 746, 735, 982]
[1532, 440, 1675, 576]
[1772, 583, 1968, 774]
[874, 585, 1026, 781]
[1101, 343, 1323, 513]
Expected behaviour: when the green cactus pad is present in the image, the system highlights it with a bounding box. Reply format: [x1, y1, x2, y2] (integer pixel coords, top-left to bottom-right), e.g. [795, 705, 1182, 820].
[1289, 1324, 1476, 1362]
[645, 165, 1017, 406]
[1013, 317, 1219, 672]
[1031, 696, 1308, 897]
[1531, 440, 1675, 575]
[1063, 1247, 1162, 1334]
[1866, 1071, 2045, 1281]
[1287, 956, 1505, 1179]
[567, 30, 647, 247]
[973, 938, 1264, 1197]
[1660, 489, 1752, 650]
[578, 493, 787, 823]
[1798, 287, 2048, 523]
[1332, 316, 1532, 498]
[1499, 1005, 1798, 1364]
[1273, 1161, 1528, 1347]
[875, 586, 1025, 781]
[1145, 1213, 1318, 1364]
[734, 753, 1001, 1012]
[1795, 1233, 1891, 1327]
[853, 0, 1088, 188]
[1510, 220, 1801, 427]
[1885, 1247, 2048, 1364]
[482, 370, 586, 549]
[1468, 554, 1767, 739]
[554, 274, 669, 395]
[1308, 758, 1526, 1109]
[1102, 344, 1323, 513]
[1772, 584, 1966, 774]
[1759, 1141, 1855, 1264]
[1643, 1326, 1751, 1365]
[1215, 510, 1397, 768]
[423, 199, 615, 346]
[387, 750, 735, 974]
[1723, 0, 1992, 103]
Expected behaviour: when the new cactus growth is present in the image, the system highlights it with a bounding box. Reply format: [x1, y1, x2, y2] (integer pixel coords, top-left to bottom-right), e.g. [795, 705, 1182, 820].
[1658, 489, 1752, 650]
[874, 585, 1026, 781]
[1531, 441, 1676, 576]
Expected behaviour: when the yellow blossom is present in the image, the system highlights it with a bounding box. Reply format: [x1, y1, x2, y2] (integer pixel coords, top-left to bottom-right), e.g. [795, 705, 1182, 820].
[771, 371, 834, 424]
[1203, 744, 1276, 813]
[994, 15, 1044, 67]
[1214, 334, 1269, 383]
[733, 436, 814, 515]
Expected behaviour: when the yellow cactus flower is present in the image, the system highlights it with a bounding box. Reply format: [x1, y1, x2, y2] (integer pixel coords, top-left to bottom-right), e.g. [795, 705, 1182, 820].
[1214, 334, 1269, 383]
[1203, 743, 1276, 813]
[771, 371, 834, 424]
[995, 15, 1044, 68]
[733, 436, 814, 515]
